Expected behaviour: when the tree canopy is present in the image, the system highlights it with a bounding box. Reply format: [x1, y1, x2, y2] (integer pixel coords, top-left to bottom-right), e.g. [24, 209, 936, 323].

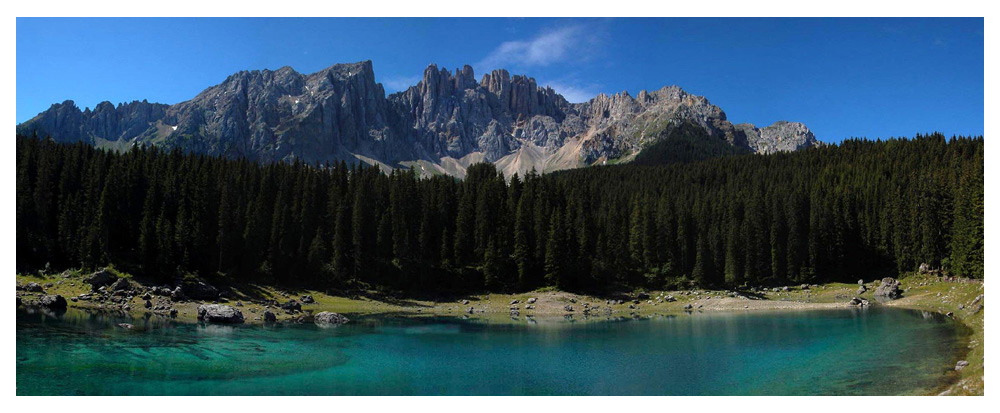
[16, 132, 983, 294]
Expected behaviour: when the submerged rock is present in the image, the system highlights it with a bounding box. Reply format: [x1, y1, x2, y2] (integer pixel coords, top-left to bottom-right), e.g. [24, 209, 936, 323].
[197, 304, 244, 323]
[314, 312, 349, 325]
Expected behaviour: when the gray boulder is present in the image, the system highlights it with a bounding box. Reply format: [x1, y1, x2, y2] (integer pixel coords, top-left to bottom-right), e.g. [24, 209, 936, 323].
[526, 297, 537, 304]
[955, 360, 969, 371]
[314, 312, 350, 325]
[280, 300, 302, 313]
[873, 277, 902, 299]
[300, 295, 315, 303]
[197, 304, 244, 323]
[263, 310, 277, 323]
[25, 282, 44, 292]
[38, 294, 68, 310]
[84, 269, 118, 290]
[182, 281, 219, 300]
[109, 278, 133, 292]
[170, 286, 186, 302]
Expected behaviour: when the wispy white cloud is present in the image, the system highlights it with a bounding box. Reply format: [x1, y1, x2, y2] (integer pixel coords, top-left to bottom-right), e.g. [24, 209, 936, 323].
[542, 80, 601, 104]
[381, 75, 422, 93]
[477, 25, 595, 71]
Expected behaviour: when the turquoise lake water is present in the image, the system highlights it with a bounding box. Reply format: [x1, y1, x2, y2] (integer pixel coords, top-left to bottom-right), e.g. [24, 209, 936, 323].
[16, 306, 967, 395]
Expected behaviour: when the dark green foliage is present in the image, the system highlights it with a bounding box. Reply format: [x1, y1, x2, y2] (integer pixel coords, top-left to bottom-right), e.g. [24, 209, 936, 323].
[14, 133, 984, 293]
[632, 121, 751, 166]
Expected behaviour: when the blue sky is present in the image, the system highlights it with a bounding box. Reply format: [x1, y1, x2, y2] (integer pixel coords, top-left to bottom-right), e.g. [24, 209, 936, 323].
[16, 18, 983, 142]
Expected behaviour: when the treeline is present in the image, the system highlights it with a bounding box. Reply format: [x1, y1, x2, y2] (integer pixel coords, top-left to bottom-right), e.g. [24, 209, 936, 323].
[15, 133, 983, 293]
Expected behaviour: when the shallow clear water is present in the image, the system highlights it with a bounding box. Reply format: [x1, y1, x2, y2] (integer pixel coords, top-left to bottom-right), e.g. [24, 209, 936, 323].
[16, 306, 967, 395]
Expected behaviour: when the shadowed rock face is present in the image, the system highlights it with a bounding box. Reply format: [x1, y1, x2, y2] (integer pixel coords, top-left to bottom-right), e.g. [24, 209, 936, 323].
[19, 100, 169, 145]
[17, 61, 819, 177]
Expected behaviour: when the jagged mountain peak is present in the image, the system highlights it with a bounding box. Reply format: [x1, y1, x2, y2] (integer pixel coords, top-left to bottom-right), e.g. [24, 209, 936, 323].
[17, 60, 819, 177]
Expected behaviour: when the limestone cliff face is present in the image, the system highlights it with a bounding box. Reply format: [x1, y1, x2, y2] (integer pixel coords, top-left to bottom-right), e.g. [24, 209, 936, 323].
[735, 121, 819, 154]
[20, 99, 169, 144]
[17, 61, 819, 177]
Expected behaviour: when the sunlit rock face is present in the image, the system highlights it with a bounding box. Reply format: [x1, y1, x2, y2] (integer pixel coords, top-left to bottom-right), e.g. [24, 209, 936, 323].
[17, 61, 818, 177]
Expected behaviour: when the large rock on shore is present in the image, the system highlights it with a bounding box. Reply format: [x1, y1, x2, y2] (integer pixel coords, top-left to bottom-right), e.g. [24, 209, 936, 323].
[314, 312, 350, 325]
[197, 304, 244, 323]
[263, 310, 277, 323]
[182, 281, 219, 300]
[38, 294, 68, 311]
[109, 278, 133, 292]
[84, 268, 118, 290]
[873, 277, 902, 299]
[280, 300, 302, 313]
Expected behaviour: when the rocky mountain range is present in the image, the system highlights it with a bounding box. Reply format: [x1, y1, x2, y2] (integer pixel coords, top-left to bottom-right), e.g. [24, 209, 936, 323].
[16, 60, 819, 178]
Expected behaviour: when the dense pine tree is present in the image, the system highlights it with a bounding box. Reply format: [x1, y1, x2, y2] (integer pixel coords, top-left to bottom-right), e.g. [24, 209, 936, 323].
[14, 133, 984, 294]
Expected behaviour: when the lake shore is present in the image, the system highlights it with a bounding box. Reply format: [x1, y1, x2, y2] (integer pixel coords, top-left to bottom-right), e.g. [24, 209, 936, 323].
[16, 271, 983, 395]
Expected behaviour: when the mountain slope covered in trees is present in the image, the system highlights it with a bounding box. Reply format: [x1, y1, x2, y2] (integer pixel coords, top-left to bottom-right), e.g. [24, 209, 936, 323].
[16, 133, 982, 293]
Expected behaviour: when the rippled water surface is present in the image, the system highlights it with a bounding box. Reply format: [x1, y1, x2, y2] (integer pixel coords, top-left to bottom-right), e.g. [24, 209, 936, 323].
[16, 307, 967, 395]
